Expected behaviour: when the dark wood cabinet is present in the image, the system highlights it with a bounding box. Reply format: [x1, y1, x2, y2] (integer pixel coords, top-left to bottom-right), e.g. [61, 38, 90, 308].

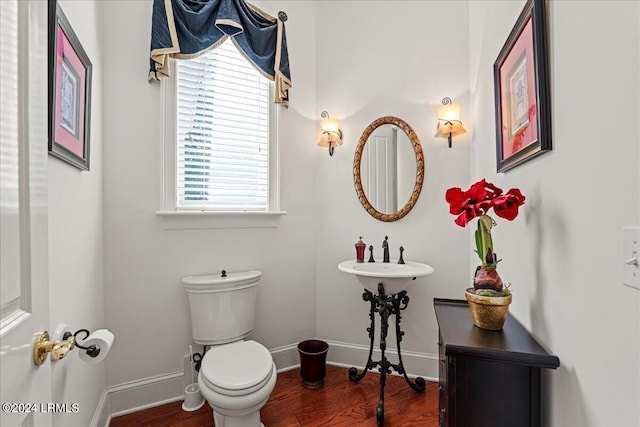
[434, 299, 560, 427]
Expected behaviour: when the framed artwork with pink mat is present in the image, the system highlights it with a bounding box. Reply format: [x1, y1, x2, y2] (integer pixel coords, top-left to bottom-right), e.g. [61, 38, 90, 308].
[494, 0, 551, 173]
[49, 0, 92, 170]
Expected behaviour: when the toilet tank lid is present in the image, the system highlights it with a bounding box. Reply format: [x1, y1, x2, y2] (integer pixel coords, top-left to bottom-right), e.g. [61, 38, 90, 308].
[182, 270, 262, 286]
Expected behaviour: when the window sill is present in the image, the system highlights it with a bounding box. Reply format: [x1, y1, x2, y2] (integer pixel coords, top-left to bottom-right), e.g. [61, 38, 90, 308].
[156, 210, 287, 230]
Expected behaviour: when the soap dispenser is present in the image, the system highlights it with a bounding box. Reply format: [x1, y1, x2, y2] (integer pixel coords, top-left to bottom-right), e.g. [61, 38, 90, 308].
[355, 237, 366, 263]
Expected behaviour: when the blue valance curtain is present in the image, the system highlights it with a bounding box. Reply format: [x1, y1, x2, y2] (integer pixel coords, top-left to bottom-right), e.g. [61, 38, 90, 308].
[149, 0, 291, 105]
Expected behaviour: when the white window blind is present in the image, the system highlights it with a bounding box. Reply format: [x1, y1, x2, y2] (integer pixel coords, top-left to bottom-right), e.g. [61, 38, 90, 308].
[176, 40, 270, 211]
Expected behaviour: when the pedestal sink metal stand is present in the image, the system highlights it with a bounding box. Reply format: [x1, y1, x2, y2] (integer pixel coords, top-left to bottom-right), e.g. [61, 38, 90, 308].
[348, 282, 426, 426]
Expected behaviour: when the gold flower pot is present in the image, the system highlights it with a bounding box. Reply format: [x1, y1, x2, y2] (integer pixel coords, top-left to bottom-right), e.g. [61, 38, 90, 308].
[464, 288, 512, 331]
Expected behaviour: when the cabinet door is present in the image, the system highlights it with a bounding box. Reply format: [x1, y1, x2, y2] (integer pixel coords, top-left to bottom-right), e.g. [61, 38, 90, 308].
[453, 357, 534, 427]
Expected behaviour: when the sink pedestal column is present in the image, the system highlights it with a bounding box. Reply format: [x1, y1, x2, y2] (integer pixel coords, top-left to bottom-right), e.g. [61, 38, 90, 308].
[348, 283, 426, 427]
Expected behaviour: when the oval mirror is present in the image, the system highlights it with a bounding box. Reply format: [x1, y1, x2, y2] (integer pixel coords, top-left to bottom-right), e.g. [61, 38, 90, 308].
[353, 116, 424, 222]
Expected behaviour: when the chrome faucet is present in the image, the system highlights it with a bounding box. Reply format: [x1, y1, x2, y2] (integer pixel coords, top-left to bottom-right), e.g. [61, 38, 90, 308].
[383, 236, 390, 263]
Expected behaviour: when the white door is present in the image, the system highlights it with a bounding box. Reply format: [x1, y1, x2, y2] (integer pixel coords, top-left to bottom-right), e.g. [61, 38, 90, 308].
[1, 1, 52, 426]
[362, 128, 398, 214]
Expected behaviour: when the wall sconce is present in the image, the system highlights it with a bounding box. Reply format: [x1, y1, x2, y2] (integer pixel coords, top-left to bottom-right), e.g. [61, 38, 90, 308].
[318, 111, 343, 156]
[435, 97, 467, 148]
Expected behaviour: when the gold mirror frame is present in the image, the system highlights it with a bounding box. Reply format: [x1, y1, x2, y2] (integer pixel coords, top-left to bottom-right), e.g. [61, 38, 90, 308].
[353, 116, 425, 222]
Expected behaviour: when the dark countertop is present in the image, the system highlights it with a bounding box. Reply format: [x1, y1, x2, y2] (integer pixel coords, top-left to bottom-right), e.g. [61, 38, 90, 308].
[434, 298, 560, 369]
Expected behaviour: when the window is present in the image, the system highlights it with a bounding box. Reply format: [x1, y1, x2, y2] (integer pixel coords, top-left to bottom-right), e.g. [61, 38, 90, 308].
[158, 40, 285, 229]
[177, 41, 269, 211]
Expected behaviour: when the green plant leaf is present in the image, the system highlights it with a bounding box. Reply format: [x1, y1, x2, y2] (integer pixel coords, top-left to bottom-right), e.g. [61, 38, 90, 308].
[474, 228, 483, 262]
[478, 215, 494, 268]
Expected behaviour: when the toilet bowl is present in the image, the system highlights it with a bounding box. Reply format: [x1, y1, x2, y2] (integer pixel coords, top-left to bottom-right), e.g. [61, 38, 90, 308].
[198, 341, 277, 427]
[183, 270, 275, 427]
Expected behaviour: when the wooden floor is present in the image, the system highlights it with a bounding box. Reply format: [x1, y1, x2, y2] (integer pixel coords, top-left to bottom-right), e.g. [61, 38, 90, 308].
[110, 365, 439, 426]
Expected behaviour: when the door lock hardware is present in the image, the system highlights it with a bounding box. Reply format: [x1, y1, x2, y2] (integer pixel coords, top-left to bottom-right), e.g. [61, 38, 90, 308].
[33, 331, 75, 365]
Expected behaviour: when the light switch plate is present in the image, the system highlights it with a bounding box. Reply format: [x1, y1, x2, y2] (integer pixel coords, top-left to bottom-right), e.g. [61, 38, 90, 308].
[623, 226, 640, 290]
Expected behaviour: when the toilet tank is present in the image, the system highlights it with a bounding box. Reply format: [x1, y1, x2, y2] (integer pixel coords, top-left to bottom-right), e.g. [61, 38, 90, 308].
[182, 270, 261, 345]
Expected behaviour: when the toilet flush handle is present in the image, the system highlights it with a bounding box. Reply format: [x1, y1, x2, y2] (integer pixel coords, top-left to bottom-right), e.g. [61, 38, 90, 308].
[221, 270, 227, 278]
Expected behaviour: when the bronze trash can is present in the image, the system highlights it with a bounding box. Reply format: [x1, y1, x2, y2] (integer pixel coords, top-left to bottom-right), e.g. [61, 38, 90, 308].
[297, 340, 329, 389]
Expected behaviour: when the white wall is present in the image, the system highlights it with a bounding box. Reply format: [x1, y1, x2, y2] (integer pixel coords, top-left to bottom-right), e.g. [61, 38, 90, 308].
[102, 0, 318, 387]
[314, 1, 471, 366]
[101, 0, 471, 403]
[48, 1, 106, 426]
[85, 0, 639, 423]
[469, 1, 640, 426]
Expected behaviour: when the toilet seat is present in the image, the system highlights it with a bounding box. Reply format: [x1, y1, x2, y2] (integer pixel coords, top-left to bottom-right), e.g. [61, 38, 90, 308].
[200, 340, 274, 397]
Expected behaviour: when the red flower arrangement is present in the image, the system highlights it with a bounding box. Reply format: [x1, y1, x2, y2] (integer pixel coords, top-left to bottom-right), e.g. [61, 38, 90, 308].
[446, 179, 525, 227]
[445, 179, 525, 293]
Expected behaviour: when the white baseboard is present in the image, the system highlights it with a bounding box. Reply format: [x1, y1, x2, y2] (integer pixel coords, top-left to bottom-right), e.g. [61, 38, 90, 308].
[269, 340, 438, 380]
[98, 340, 438, 425]
[89, 388, 109, 427]
[323, 340, 438, 382]
[270, 343, 299, 372]
[105, 371, 184, 425]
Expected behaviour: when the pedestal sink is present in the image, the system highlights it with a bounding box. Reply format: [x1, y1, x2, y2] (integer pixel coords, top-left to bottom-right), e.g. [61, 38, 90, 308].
[338, 259, 434, 295]
[338, 259, 435, 426]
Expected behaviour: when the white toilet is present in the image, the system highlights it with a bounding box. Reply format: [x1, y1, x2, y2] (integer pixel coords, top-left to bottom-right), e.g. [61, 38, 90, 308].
[183, 270, 276, 427]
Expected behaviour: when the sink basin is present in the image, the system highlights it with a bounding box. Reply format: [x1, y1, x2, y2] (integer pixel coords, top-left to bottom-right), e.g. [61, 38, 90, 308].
[338, 260, 435, 295]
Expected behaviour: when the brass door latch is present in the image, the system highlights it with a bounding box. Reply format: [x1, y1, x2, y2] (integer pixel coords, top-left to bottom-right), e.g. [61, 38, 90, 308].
[33, 331, 75, 365]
